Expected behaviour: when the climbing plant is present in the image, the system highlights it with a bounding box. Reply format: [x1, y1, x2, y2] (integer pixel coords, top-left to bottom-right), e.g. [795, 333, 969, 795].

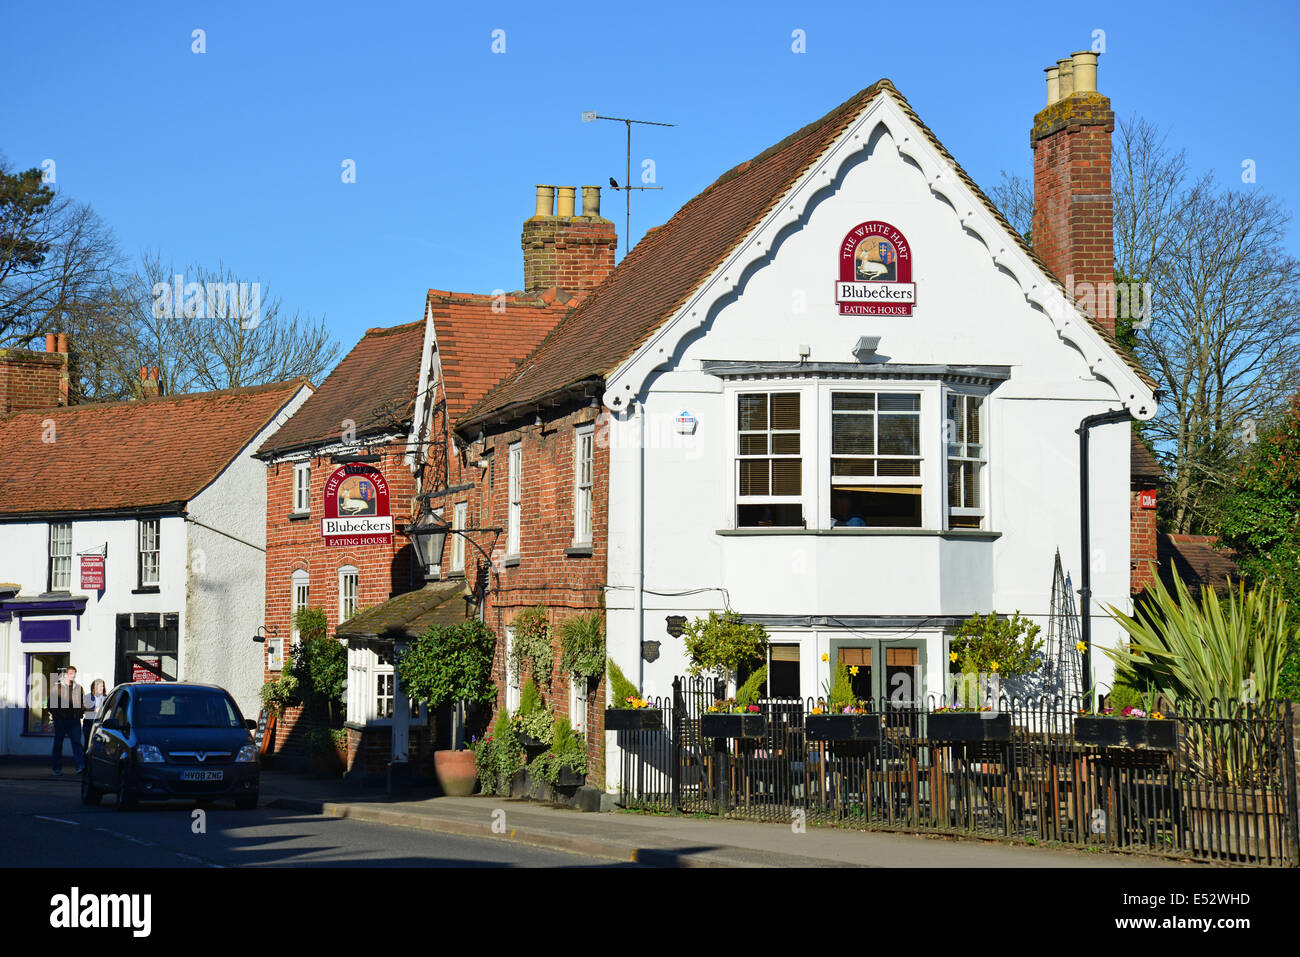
[509, 605, 554, 695]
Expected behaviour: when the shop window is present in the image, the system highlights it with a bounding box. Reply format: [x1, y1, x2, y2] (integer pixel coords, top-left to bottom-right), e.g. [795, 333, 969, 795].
[25, 652, 69, 735]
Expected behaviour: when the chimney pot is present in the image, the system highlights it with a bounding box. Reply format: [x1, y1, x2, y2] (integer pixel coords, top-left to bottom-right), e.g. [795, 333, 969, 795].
[1071, 51, 1099, 94]
[56, 333, 66, 354]
[581, 185, 601, 217]
[1056, 57, 1075, 97]
[45, 333, 56, 353]
[1045, 66, 1060, 105]
[534, 185, 556, 218]
[556, 186, 577, 218]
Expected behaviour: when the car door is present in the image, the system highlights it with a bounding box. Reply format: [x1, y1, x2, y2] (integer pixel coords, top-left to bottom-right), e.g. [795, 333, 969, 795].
[88, 690, 119, 780]
[100, 689, 132, 788]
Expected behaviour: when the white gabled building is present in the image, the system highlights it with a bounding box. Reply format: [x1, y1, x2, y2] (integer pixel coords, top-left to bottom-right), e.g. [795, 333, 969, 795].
[0, 369, 310, 755]
[451, 56, 1159, 792]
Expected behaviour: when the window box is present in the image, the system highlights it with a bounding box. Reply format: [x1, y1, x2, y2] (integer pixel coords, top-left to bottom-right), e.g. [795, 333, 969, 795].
[556, 766, 586, 788]
[604, 708, 663, 731]
[1074, 716, 1176, 751]
[700, 712, 767, 739]
[804, 713, 881, 742]
[926, 711, 1010, 742]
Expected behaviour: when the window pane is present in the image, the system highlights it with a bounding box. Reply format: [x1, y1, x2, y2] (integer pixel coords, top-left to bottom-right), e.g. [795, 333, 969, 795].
[947, 394, 963, 451]
[738, 394, 767, 431]
[832, 393, 875, 412]
[966, 397, 982, 448]
[948, 461, 962, 506]
[878, 415, 919, 455]
[738, 460, 769, 496]
[964, 461, 980, 508]
[877, 459, 920, 477]
[771, 459, 801, 496]
[832, 414, 874, 454]
[770, 432, 800, 455]
[831, 458, 875, 477]
[769, 393, 799, 430]
[878, 393, 920, 412]
[738, 434, 768, 456]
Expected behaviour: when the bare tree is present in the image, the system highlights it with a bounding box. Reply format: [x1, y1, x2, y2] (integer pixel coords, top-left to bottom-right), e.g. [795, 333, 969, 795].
[990, 117, 1300, 533]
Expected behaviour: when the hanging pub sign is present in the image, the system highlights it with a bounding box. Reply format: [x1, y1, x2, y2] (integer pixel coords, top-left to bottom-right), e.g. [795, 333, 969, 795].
[322, 464, 393, 547]
[836, 220, 915, 316]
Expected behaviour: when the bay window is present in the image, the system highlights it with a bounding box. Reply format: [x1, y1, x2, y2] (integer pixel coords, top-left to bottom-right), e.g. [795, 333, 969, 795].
[830, 391, 921, 528]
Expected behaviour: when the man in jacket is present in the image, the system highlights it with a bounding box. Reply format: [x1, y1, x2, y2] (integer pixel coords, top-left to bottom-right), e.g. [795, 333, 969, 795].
[48, 665, 86, 775]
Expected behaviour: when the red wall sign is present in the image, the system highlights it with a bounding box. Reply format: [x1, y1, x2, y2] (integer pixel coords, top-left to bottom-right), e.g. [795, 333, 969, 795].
[1139, 489, 1157, 510]
[80, 555, 105, 591]
[836, 221, 915, 316]
[132, 656, 162, 683]
[322, 465, 393, 547]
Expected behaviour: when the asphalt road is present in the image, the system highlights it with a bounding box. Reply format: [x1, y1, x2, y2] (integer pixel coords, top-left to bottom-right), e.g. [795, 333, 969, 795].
[0, 777, 629, 868]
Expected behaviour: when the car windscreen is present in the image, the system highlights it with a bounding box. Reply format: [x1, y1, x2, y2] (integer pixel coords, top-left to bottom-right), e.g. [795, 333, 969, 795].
[133, 691, 243, 729]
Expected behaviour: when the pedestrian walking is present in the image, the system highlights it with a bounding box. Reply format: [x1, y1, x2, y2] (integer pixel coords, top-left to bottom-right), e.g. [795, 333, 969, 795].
[83, 678, 107, 749]
[48, 666, 86, 776]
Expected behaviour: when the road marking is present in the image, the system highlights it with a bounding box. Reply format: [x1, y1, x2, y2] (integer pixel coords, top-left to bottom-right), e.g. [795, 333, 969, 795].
[94, 827, 156, 847]
[34, 815, 79, 826]
[171, 851, 223, 868]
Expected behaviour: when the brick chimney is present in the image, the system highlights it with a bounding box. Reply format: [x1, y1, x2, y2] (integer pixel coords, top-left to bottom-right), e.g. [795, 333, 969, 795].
[1031, 51, 1115, 336]
[138, 365, 161, 398]
[521, 184, 617, 296]
[0, 333, 69, 413]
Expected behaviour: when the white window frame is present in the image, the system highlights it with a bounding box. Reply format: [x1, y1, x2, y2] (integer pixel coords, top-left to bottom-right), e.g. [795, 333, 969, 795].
[734, 390, 806, 527]
[945, 389, 988, 529]
[507, 442, 522, 557]
[293, 462, 311, 514]
[828, 388, 924, 529]
[505, 626, 521, 713]
[569, 673, 588, 733]
[290, 569, 310, 643]
[573, 425, 595, 545]
[338, 565, 359, 622]
[138, 518, 161, 587]
[346, 642, 426, 727]
[451, 502, 467, 572]
[48, 522, 72, 591]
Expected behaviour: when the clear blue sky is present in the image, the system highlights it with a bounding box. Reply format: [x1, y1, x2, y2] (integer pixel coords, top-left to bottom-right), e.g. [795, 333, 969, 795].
[3, 0, 1296, 360]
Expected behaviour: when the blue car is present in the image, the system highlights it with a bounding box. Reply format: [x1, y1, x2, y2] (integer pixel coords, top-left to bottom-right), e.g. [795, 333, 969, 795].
[82, 682, 260, 810]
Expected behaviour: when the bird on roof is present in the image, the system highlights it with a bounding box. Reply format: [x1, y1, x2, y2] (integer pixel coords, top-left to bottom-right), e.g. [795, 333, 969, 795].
[609, 177, 620, 189]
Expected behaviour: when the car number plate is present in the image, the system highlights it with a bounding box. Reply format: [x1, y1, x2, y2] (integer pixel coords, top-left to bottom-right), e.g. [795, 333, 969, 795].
[180, 770, 224, 781]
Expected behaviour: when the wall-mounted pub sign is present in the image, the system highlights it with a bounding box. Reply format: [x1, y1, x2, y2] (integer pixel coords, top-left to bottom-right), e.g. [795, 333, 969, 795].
[836, 221, 915, 316]
[322, 464, 393, 547]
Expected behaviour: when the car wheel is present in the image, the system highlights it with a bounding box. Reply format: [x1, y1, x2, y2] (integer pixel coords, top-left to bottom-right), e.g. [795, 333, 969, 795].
[116, 768, 138, 811]
[81, 766, 103, 806]
[235, 794, 258, 810]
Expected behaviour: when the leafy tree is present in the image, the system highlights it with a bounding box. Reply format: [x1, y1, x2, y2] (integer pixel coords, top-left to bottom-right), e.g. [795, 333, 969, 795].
[396, 619, 497, 709]
[289, 607, 345, 724]
[679, 610, 769, 690]
[950, 611, 1043, 678]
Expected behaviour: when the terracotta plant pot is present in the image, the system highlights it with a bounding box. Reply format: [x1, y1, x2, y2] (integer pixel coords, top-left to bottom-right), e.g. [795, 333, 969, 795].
[433, 749, 479, 797]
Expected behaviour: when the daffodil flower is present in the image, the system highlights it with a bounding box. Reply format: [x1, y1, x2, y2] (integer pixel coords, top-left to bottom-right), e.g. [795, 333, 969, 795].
[1076, 641, 1087, 653]
[990, 662, 1000, 672]
[849, 665, 859, 676]
[949, 652, 958, 663]
[821, 653, 829, 662]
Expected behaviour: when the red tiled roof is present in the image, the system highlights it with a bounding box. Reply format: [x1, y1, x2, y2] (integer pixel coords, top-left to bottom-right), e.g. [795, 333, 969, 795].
[1157, 534, 1241, 594]
[0, 380, 307, 516]
[459, 79, 1155, 429]
[258, 321, 426, 457]
[427, 290, 573, 419]
[1131, 433, 1165, 483]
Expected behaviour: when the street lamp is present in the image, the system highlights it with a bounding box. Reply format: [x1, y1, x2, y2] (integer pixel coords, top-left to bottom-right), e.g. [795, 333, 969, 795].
[404, 510, 449, 579]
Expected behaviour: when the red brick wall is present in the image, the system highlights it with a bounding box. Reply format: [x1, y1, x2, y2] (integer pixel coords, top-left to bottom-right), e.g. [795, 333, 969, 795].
[1031, 92, 1116, 337]
[449, 401, 611, 786]
[262, 442, 422, 767]
[521, 217, 617, 295]
[1130, 488, 1158, 594]
[0, 348, 67, 413]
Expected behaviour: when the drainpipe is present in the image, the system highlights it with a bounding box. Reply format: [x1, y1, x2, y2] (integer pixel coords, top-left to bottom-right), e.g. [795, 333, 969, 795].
[1077, 407, 1131, 709]
[633, 400, 646, 692]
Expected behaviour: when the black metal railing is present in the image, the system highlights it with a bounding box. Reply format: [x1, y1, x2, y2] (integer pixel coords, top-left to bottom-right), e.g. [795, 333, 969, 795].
[609, 681, 1300, 867]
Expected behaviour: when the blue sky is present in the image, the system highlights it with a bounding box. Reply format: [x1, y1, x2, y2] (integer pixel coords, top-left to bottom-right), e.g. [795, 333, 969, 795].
[3, 0, 1296, 359]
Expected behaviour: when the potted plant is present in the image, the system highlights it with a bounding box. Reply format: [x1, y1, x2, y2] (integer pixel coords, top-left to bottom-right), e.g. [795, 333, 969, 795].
[530, 715, 588, 791]
[1074, 706, 1176, 751]
[396, 619, 498, 796]
[805, 663, 880, 743]
[927, 706, 1012, 742]
[512, 679, 554, 749]
[680, 609, 768, 694]
[472, 711, 525, 796]
[603, 659, 663, 730]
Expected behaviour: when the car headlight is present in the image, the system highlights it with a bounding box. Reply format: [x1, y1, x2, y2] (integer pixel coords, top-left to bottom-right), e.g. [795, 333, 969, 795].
[137, 744, 164, 763]
[236, 744, 257, 764]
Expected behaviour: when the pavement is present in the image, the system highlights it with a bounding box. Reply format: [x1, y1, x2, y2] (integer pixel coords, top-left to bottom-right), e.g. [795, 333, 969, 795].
[0, 759, 1195, 866]
[257, 770, 1192, 868]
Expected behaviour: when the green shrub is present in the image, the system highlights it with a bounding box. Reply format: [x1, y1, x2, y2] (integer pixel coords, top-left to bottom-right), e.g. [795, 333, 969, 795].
[474, 711, 523, 796]
[397, 619, 497, 708]
[302, 726, 346, 757]
[680, 610, 768, 688]
[259, 662, 299, 715]
[606, 658, 641, 708]
[950, 611, 1043, 678]
[735, 665, 768, 708]
[824, 660, 856, 711]
[559, 613, 605, 681]
[289, 608, 346, 724]
[513, 678, 554, 743]
[530, 715, 587, 786]
[509, 606, 553, 694]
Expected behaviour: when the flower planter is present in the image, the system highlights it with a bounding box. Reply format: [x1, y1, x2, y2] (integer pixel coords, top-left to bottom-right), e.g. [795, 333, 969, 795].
[804, 713, 881, 743]
[518, 733, 549, 749]
[556, 766, 586, 788]
[700, 712, 767, 739]
[604, 708, 663, 731]
[433, 749, 478, 797]
[1074, 716, 1176, 751]
[927, 711, 1011, 742]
